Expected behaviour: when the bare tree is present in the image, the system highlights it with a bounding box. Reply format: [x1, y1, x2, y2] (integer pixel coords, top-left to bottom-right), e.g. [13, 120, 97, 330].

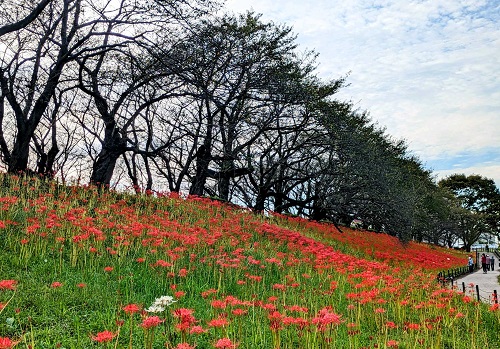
[0, 0, 52, 37]
[0, 0, 155, 175]
[74, 0, 218, 187]
[165, 12, 324, 200]
[0, 0, 84, 173]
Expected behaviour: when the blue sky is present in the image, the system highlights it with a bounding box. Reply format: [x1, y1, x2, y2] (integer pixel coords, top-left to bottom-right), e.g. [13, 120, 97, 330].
[223, 0, 500, 186]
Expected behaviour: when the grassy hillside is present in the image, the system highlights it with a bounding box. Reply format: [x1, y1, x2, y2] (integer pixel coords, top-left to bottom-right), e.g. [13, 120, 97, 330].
[0, 174, 497, 349]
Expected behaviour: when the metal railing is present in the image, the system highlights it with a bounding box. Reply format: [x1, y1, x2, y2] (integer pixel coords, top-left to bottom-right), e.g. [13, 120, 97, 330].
[454, 280, 499, 303]
[437, 265, 474, 285]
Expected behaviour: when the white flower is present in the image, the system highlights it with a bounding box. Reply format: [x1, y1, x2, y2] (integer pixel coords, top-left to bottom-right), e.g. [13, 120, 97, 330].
[145, 304, 165, 313]
[145, 295, 177, 313]
[155, 295, 176, 307]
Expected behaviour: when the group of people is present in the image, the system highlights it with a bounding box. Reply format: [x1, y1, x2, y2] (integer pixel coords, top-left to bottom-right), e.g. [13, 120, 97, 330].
[478, 253, 496, 273]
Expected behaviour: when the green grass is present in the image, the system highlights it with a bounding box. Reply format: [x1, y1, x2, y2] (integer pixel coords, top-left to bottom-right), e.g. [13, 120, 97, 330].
[0, 174, 499, 349]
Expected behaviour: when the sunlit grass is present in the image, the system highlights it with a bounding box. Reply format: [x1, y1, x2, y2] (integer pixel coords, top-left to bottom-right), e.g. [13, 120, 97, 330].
[0, 174, 498, 348]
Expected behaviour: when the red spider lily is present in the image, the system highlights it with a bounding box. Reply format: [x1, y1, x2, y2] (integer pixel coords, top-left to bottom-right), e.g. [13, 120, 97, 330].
[0, 280, 17, 291]
[51, 282, 63, 288]
[174, 291, 185, 298]
[173, 343, 196, 349]
[76, 283, 87, 288]
[152, 259, 172, 268]
[245, 274, 262, 282]
[123, 303, 141, 314]
[91, 330, 116, 343]
[267, 311, 283, 332]
[140, 316, 163, 329]
[207, 317, 229, 328]
[210, 300, 226, 309]
[285, 305, 309, 313]
[0, 337, 18, 349]
[2, 176, 483, 348]
[214, 338, 238, 349]
[282, 316, 309, 329]
[189, 326, 207, 334]
[173, 308, 196, 322]
[386, 321, 398, 329]
[173, 308, 197, 331]
[272, 283, 286, 291]
[224, 295, 248, 306]
[104, 266, 114, 272]
[387, 339, 399, 348]
[268, 214, 466, 270]
[231, 308, 247, 316]
[201, 289, 218, 298]
[311, 307, 343, 331]
[406, 323, 420, 330]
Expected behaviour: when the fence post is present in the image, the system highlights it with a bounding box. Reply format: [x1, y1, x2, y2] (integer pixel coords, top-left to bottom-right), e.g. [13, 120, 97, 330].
[476, 285, 480, 302]
[494, 290, 498, 304]
[462, 282, 465, 293]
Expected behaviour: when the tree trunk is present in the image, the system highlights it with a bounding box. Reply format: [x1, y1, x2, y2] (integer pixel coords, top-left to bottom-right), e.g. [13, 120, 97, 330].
[90, 126, 126, 187]
[8, 134, 31, 173]
[254, 187, 268, 212]
[189, 144, 210, 196]
[36, 144, 59, 177]
[273, 189, 284, 213]
[218, 159, 232, 201]
[311, 204, 327, 222]
[190, 111, 214, 196]
[311, 188, 327, 221]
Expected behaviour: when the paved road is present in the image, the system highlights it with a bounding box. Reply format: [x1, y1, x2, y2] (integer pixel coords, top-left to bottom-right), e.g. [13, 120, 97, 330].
[453, 265, 500, 303]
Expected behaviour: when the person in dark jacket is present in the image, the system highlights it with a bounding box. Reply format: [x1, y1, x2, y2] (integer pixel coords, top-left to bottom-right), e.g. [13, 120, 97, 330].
[481, 253, 487, 273]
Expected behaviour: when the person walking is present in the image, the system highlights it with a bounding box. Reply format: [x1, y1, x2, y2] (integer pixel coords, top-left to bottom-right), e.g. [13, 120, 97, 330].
[490, 254, 495, 271]
[468, 255, 474, 273]
[481, 253, 487, 274]
[486, 255, 491, 271]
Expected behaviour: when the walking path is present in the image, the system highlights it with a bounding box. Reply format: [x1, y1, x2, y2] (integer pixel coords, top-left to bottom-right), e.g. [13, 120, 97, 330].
[454, 266, 500, 303]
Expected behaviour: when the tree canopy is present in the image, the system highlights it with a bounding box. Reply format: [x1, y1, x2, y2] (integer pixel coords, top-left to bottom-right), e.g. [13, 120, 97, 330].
[0, 0, 497, 245]
[439, 174, 500, 250]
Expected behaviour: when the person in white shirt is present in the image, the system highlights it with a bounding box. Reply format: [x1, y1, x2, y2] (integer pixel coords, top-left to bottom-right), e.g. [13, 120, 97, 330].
[468, 256, 474, 273]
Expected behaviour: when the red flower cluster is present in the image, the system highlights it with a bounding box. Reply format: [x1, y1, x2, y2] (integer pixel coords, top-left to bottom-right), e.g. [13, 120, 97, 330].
[0, 280, 17, 291]
[140, 316, 163, 329]
[91, 330, 115, 343]
[311, 307, 343, 332]
[0, 337, 17, 349]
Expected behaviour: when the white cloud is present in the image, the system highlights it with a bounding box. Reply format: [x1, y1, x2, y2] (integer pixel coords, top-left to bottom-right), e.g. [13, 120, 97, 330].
[224, 0, 500, 187]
